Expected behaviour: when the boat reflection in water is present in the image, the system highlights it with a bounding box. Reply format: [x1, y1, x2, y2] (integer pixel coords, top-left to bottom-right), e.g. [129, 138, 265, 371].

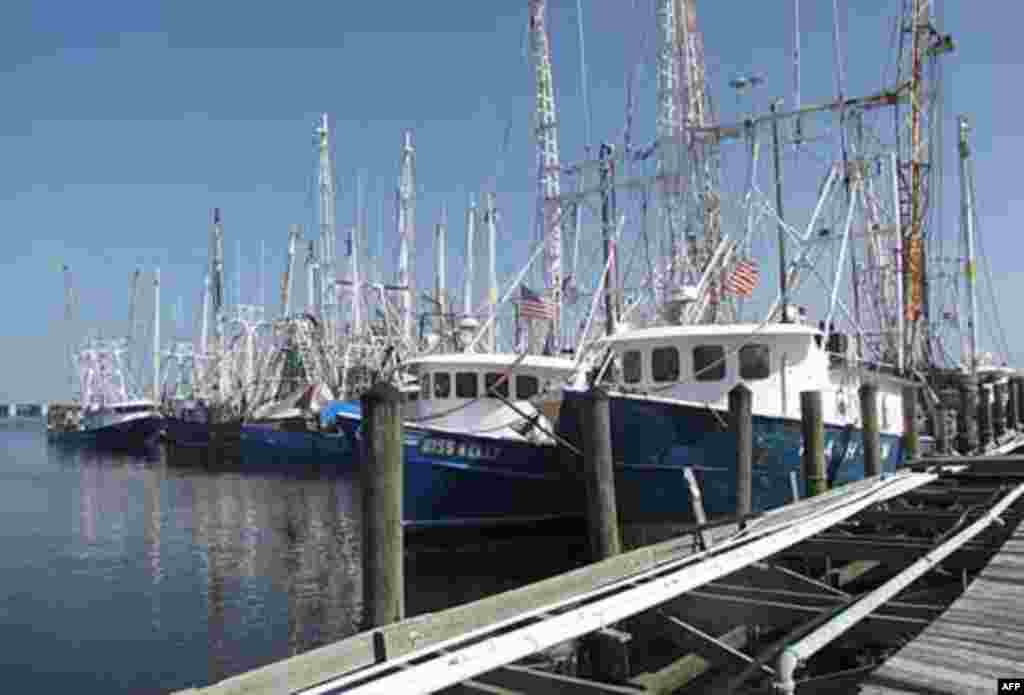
[34, 438, 583, 692]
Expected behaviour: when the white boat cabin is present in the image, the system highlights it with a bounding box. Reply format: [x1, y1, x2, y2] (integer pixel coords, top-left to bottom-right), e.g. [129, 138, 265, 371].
[404, 353, 578, 442]
[601, 323, 905, 436]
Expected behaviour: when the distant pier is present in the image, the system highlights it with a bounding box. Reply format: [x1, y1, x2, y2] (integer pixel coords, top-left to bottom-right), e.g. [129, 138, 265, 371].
[0, 403, 48, 419]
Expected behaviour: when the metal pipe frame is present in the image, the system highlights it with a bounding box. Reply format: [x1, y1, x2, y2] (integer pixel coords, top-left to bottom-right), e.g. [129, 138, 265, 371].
[773, 482, 1024, 694]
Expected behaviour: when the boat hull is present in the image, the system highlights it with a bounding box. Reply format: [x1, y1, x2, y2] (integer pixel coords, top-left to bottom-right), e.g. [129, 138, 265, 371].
[330, 401, 582, 528]
[557, 389, 903, 523]
[164, 418, 243, 460]
[240, 422, 353, 463]
[47, 414, 163, 450]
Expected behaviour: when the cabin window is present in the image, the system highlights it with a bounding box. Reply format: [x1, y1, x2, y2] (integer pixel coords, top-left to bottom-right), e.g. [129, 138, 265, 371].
[420, 373, 431, 400]
[485, 372, 510, 399]
[739, 344, 771, 381]
[623, 350, 643, 384]
[652, 346, 680, 382]
[455, 372, 478, 398]
[693, 345, 726, 381]
[433, 372, 451, 398]
[516, 375, 540, 400]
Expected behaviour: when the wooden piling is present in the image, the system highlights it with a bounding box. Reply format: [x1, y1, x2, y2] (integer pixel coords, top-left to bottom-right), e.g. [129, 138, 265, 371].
[902, 385, 919, 463]
[581, 386, 621, 561]
[1016, 377, 1024, 429]
[859, 383, 881, 477]
[360, 381, 405, 630]
[993, 380, 1006, 441]
[730, 384, 753, 519]
[959, 375, 979, 453]
[1008, 378, 1019, 433]
[934, 407, 951, 456]
[800, 391, 826, 497]
[580, 386, 627, 682]
[978, 381, 993, 449]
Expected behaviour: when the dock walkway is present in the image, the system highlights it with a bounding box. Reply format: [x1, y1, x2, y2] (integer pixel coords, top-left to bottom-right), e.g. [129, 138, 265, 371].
[859, 458, 1024, 695]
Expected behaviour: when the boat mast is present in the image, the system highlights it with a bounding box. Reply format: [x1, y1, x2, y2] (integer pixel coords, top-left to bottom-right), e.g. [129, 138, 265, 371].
[656, 0, 683, 293]
[464, 196, 476, 318]
[958, 115, 979, 376]
[152, 267, 161, 401]
[396, 130, 416, 345]
[677, 0, 722, 321]
[434, 205, 448, 336]
[528, 0, 563, 349]
[210, 208, 225, 345]
[199, 271, 210, 389]
[316, 114, 337, 343]
[485, 192, 499, 351]
[902, 0, 928, 368]
[600, 142, 618, 337]
[306, 240, 317, 315]
[235, 239, 242, 309]
[63, 264, 76, 399]
[282, 224, 299, 316]
[350, 173, 363, 337]
[770, 99, 789, 322]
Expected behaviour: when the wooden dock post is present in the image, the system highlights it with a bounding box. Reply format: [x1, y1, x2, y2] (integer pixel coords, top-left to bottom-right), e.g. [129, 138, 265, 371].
[993, 380, 1006, 441]
[1015, 377, 1024, 429]
[901, 386, 919, 463]
[730, 383, 753, 519]
[934, 407, 951, 455]
[1008, 378, 1019, 433]
[800, 391, 826, 497]
[359, 381, 405, 630]
[581, 386, 621, 561]
[959, 375, 979, 453]
[859, 383, 881, 477]
[580, 386, 628, 682]
[978, 381, 993, 449]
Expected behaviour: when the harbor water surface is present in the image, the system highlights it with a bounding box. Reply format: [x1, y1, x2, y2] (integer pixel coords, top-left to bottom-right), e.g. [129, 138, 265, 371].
[0, 426, 586, 693]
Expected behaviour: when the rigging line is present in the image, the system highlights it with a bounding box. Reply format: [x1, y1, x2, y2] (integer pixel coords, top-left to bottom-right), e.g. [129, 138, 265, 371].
[973, 198, 1011, 363]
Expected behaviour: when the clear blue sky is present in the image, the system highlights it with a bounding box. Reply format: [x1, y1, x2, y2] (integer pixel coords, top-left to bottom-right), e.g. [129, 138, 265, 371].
[1, 1, 1021, 402]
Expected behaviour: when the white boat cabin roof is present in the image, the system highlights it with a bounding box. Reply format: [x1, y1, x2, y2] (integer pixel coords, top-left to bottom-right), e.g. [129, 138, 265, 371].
[406, 353, 577, 378]
[601, 322, 821, 347]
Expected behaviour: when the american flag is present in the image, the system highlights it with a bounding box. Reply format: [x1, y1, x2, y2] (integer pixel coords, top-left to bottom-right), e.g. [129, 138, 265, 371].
[725, 258, 760, 297]
[516, 285, 556, 321]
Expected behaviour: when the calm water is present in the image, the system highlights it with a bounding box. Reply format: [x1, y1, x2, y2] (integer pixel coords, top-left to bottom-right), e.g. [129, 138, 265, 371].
[0, 425, 585, 694]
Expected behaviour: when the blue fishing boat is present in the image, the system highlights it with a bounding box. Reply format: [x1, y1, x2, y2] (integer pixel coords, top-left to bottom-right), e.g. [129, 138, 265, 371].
[47, 340, 162, 450]
[323, 353, 584, 527]
[241, 382, 348, 462]
[48, 399, 163, 449]
[559, 323, 907, 522]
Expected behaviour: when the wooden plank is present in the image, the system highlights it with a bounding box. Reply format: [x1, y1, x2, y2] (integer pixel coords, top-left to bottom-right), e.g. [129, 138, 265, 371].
[627, 625, 750, 694]
[186, 634, 378, 695]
